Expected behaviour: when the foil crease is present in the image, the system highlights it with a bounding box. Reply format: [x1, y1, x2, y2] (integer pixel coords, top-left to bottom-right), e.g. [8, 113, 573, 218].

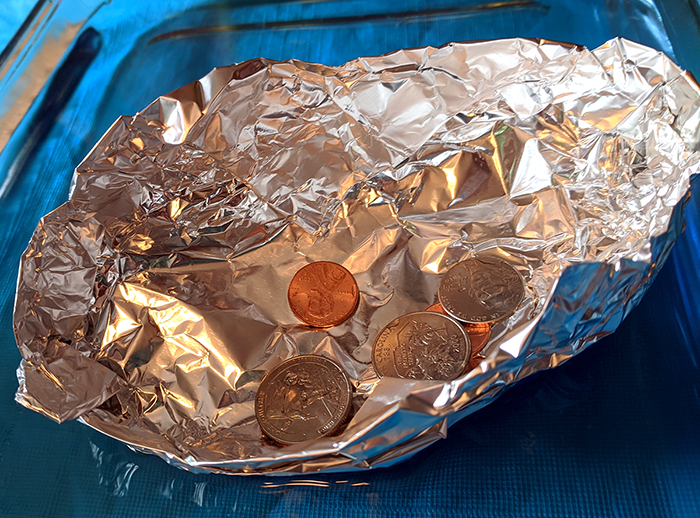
[13, 38, 700, 475]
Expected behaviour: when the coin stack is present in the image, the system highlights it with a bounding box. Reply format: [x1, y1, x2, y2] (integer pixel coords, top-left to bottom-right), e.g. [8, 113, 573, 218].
[255, 256, 525, 444]
[372, 257, 524, 381]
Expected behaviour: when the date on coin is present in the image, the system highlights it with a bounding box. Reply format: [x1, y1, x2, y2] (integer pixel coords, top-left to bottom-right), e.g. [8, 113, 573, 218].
[438, 257, 524, 324]
[255, 355, 353, 445]
[288, 261, 359, 327]
[372, 311, 471, 381]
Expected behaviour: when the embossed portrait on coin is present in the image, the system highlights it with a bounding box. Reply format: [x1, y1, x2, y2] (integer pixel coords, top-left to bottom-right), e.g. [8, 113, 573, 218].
[268, 367, 339, 430]
[268, 370, 315, 426]
[306, 287, 335, 319]
[304, 265, 347, 319]
[463, 260, 509, 309]
[468, 265, 503, 306]
[395, 320, 462, 379]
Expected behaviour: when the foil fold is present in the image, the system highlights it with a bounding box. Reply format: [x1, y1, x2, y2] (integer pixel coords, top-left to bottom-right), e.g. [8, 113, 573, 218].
[13, 38, 700, 474]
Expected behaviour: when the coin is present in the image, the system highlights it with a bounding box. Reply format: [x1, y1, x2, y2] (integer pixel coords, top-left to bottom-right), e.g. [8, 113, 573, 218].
[438, 257, 524, 324]
[288, 261, 359, 327]
[255, 355, 353, 445]
[425, 302, 492, 356]
[372, 311, 471, 381]
[468, 352, 487, 371]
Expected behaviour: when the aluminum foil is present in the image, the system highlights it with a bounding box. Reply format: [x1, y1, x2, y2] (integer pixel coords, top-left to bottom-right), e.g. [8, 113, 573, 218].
[13, 38, 700, 475]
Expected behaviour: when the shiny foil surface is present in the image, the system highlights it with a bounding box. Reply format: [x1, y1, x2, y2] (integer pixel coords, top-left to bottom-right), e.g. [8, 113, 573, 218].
[13, 38, 700, 475]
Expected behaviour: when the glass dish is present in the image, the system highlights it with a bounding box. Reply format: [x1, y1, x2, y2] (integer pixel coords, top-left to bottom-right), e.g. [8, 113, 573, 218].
[1, 0, 699, 516]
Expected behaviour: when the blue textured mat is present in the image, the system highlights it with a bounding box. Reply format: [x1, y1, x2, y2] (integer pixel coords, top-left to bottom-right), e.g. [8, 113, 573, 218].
[1, 1, 700, 516]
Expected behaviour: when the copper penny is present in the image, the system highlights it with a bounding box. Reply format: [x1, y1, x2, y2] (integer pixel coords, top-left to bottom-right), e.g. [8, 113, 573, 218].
[372, 311, 471, 381]
[255, 355, 353, 445]
[468, 353, 487, 371]
[438, 257, 524, 324]
[288, 261, 359, 327]
[425, 302, 492, 356]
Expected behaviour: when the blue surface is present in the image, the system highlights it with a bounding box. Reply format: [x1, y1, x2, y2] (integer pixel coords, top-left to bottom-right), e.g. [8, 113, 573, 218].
[1, 0, 700, 516]
[0, 0, 35, 51]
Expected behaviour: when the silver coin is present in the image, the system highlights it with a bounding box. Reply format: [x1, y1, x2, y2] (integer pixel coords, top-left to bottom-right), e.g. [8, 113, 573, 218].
[372, 311, 471, 381]
[255, 355, 352, 445]
[438, 257, 524, 324]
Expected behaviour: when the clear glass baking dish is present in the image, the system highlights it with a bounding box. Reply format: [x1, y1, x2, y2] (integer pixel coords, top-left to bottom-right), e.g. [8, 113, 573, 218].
[1, 0, 700, 516]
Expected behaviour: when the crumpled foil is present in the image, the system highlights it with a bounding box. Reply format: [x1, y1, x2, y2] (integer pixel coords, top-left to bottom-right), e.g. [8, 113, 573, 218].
[13, 37, 700, 475]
